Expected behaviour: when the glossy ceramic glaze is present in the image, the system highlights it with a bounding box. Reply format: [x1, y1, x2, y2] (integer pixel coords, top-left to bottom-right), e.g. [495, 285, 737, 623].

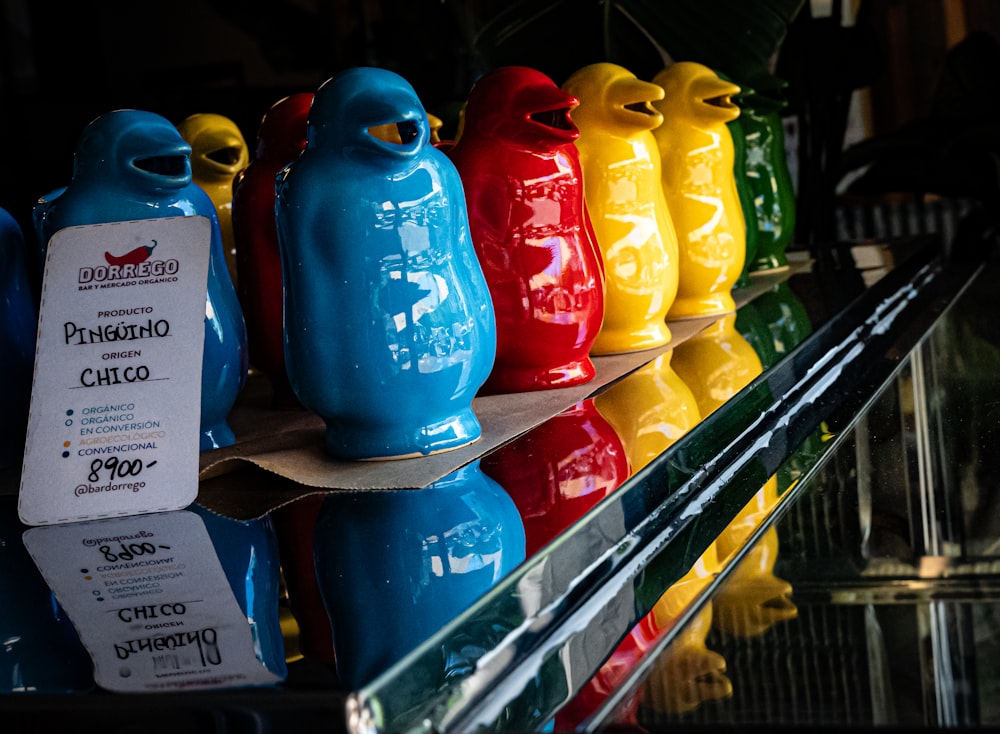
[0, 500, 93, 693]
[312, 460, 526, 689]
[670, 312, 763, 420]
[188, 504, 288, 679]
[176, 112, 250, 287]
[652, 62, 745, 319]
[753, 279, 813, 359]
[232, 92, 313, 410]
[726, 84, 760, 288]
[737, 89, 797, 272]
[32, 109, 248, 451]
[480, 398, 629, 555]
[0, 207, 38, 469]
[562, 63, 679, 354]
[448, 66, 605, 393]
[593, 351, 701, 473]
[275, 67, 497, 460]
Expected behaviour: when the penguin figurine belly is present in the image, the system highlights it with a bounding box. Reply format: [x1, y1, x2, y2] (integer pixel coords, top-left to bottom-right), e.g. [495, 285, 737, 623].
[562, 62, 678, 354]
[652, 61, 745, 319]
[33, 109, 248, 451]
[177, 112, 250, 287]
[232, 93, 313, 410]
[447, 65, 604, 393]
[275, 67, 497, 461]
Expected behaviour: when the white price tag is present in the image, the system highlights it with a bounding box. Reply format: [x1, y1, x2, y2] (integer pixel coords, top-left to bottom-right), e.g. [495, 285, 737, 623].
[22, 510, 284, 692]
[19, 217, 211, 526]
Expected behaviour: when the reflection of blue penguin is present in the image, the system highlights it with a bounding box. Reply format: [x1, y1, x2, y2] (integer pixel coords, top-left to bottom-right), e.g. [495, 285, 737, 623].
[275, 67, 497, 460]
[312, 460, 525, 688]
[33, 109, 248, 451]
[0, 208, 37, 469]
[188, 505, 287, 680]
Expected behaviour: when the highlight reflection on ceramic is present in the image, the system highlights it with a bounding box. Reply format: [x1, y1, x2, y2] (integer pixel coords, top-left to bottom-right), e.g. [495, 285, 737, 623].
[232, 92, 313, 410]
[448, 66, 605, 393]
[32, 109, 249, 451]
[176, 112, 250, 287]
[312, 460, 525, 689]
[480, 398, 629, 555]
[0, 207, 38, 469]
[652, 62, 746, 319]
[275, 67, 496, 460]
[562, 62, 679, 354]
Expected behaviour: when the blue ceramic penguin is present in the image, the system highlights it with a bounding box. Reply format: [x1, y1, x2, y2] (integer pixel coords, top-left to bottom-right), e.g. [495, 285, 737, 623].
[33, 109, 248, 451]
[275, 67, 497, 460]
[0, 207, 38, 469]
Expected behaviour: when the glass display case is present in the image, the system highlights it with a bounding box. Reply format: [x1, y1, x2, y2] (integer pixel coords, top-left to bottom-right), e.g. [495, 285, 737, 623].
[2, 194, 997, 732]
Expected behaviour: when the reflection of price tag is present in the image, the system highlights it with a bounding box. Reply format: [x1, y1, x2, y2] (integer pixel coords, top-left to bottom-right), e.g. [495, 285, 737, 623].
[22, 510, 284, 692]
[19, 217, 210, 526]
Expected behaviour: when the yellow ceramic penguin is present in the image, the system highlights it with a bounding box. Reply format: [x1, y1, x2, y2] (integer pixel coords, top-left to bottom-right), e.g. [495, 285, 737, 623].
[177, 112, 250, 286]
[562, 63, 679, 354]
[652, 62, 745, 319]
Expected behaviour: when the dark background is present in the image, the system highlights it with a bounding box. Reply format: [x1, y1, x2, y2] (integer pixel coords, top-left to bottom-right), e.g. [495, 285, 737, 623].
[1, 0, 998, 267]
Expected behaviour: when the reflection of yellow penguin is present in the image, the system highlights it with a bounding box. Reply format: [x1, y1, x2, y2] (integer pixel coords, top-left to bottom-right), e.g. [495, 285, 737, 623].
[594, 351, 700, 473]
[563, 63, 679, 354]
[177, 112, 250, 287]
[652, 62, 745, 319]
[713, 526, 798, 637]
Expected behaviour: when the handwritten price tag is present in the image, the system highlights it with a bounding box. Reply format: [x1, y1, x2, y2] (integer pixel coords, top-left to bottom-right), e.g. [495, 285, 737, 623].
[19, 217, 211, 526]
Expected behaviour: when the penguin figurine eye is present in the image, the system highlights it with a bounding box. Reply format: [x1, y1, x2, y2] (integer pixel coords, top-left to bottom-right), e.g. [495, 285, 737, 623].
[624, 101, 657, 115]
[529, 108, 574, 131]
[367, 119, 422, 146]
[397, 120, 419, 144]
[133, 154, 188, 176]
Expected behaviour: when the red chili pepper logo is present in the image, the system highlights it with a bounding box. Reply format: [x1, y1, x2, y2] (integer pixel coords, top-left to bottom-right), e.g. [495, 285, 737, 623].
[104, 239, 158, 267]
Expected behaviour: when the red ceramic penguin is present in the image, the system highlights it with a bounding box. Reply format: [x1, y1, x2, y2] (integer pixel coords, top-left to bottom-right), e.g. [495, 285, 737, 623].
[232, 93, 313, 409]
[447, 66, 605, 394]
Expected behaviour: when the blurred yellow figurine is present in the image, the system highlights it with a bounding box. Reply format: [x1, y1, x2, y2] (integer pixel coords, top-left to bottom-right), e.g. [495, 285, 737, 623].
[177, 112, 250, 286]
[652, 62, 745, 319]
[563, 62, 679, 354]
